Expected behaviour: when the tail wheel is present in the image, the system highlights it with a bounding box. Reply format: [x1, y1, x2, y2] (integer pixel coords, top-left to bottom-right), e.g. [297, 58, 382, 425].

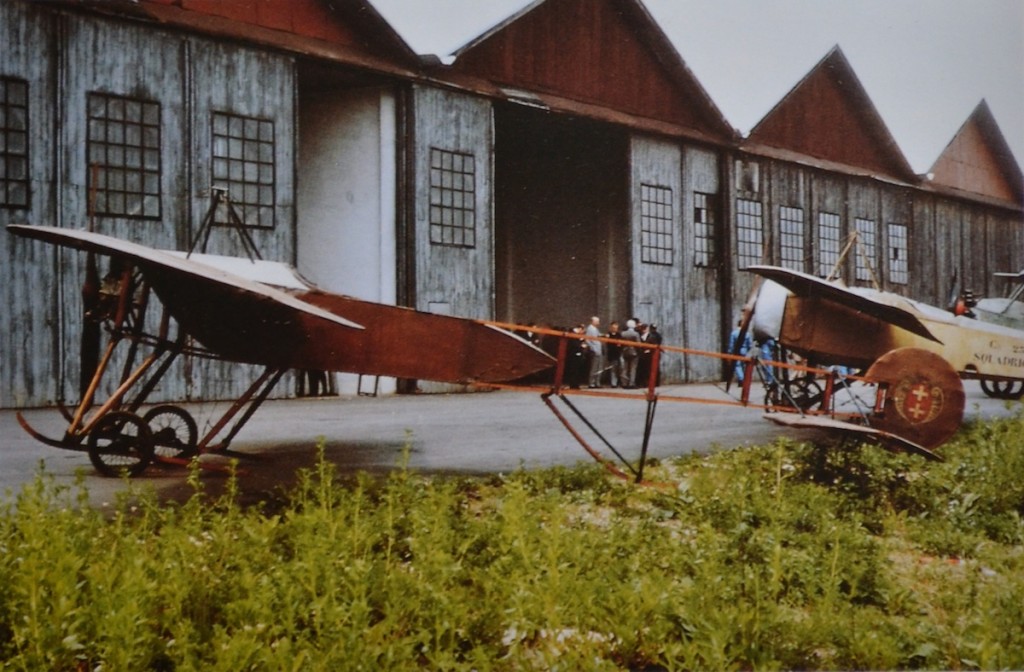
[143, 404, 199, 459]
[865, 347, 965, 451]
[980, 379, 1024, 400]
[87, 411, 154, 477]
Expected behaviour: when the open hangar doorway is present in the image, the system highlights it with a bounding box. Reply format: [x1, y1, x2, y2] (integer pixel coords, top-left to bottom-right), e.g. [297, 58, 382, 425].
[494, 104, 631, 332]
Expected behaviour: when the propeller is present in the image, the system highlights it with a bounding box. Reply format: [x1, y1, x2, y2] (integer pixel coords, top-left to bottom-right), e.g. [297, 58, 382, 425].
[725, 278, 761, 392]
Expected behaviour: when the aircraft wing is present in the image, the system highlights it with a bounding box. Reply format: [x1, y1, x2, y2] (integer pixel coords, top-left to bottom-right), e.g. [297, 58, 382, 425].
[747, 265, 941, 343]
[8, 224, 363, 332]
[8, 224, 554, 382]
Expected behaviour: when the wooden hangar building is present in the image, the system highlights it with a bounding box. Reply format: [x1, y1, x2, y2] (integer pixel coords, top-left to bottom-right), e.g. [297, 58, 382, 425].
[2, 0, 1022, 407]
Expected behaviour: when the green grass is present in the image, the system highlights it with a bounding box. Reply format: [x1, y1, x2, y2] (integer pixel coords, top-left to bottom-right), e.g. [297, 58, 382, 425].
[2, 410, 1023, 670]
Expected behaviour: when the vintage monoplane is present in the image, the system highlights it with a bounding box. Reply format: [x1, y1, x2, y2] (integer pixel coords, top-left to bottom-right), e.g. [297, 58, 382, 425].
[734, 262, 1024, 450]
[9, 221, 998, 482]
[9, 224, 554, 477]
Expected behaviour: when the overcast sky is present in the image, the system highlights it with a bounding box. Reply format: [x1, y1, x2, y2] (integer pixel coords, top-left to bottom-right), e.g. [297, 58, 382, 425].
[370, 0, 1024, 175]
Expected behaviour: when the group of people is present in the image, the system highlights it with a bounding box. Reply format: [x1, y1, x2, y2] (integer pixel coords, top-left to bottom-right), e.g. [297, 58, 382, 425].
[572, 316, 662, 389]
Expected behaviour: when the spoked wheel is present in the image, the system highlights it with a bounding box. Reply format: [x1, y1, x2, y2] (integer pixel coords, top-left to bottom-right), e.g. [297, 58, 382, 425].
[980, 379, 1024, 400]
[87, 411, 154, 477]
[143, 404, 199, 460]
[766, 375, 825, 412]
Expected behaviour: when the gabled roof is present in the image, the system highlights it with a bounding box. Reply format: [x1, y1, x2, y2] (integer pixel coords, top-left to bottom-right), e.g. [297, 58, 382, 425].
[445, 0, 736, 145]
[54, 0, 420, 75]
[926, 100, 1024, 207]
[743, 46, 917, 184]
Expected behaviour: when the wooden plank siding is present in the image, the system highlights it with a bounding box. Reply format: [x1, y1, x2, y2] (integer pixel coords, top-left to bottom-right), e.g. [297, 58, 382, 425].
[3, 4, 299, 406]
[680, 145, 723, 381]
[409, 86, 494, 392]
[630, 135, 692, 382]
[0, 1, 59, 407]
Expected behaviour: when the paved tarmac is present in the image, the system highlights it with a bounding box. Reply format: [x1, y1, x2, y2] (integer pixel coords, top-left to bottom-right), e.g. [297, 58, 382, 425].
[2, 381, 1018, 507]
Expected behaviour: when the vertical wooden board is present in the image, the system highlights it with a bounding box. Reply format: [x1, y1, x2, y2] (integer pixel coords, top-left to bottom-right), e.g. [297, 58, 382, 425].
[879, 188, 911, 294]
[809, 172, 847, 280]
[189, 39, 296, 259]
[933, 200, 964, 303]
[0, 1, 59, 407]
[412, 86, 493, 320]
[411, 87, 493, 392]
[846, 180, 882, 287]
[766, 161, 809, 271]
[728, 154, 764, 311]
[960, 208, 988, 296]
[630, 135, 684, 383]
[909, 195, 940, 305]
[57, 16, 190, 403]
[681, 145, 723, 381]
[186, 38, 297, 401]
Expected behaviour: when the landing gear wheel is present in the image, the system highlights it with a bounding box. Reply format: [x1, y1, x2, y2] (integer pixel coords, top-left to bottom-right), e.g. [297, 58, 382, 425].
[143, 404, 198, 459]
[980, 379, 1024, 400]
[87, 411, 154, 477]
[865, 347, 965, 451]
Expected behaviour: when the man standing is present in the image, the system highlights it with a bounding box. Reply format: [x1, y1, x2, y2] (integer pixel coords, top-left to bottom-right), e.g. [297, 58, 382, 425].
[620, 319, 641, 388]
[605, 320, 623, 388]
[585, 316, 603, 388]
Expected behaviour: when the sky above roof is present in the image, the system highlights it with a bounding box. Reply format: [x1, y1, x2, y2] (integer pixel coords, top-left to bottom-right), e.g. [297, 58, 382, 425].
[369, 0, 1024, 175]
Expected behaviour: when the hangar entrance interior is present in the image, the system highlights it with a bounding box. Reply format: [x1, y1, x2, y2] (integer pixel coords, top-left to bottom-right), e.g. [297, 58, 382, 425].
[494, 104, 630, 331]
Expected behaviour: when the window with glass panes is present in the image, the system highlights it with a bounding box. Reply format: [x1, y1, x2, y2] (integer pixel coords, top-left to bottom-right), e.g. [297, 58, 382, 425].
[854, 217, 877, 282]
[779, 206, 805, 271]
[693, 192, 717, 267]
[888, 223, 909, 285]
[212, 111, 276, 228]
[736, 199, 763, 269]
[429, 147, 476, 248]
[1, 77, 29, 208]
[86, 92, 161, 218]
[640, 184, 674, 265]
[818, 212, 841, 277]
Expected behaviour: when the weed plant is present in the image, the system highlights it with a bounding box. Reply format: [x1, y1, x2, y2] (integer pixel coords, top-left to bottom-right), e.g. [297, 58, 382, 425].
[1, 411, 1022, 670]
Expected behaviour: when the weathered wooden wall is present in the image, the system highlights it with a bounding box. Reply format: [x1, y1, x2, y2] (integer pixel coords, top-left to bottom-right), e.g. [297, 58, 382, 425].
[3, 3, 297, 407]
[680, 145, 723, 381]
[410, 86, 493, 392]
[0, 1, 58, 407]
[630, 134, 685, 382]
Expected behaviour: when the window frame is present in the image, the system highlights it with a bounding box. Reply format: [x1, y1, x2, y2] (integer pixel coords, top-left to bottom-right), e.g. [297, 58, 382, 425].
[86, 91, 162, 220]
[779, 205, 805, 272]
[735, 198, 764, 269]
[888, 222, 909, 285]
[211, 110, 277, 229]
[817, 212, 841, 278]
[854, 217, 878, 282]
[640, 183, 675, 266]
[428, 147, 477, 249]
[0, 76, 30, 209]
[693, 191, 717, 268]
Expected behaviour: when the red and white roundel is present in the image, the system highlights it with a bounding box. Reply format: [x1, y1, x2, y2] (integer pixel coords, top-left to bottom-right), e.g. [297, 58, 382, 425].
[892, 380, 942, 425]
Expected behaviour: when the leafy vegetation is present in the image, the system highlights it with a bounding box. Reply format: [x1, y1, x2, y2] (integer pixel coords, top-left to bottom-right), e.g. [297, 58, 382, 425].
[2, 410, 1023, 670]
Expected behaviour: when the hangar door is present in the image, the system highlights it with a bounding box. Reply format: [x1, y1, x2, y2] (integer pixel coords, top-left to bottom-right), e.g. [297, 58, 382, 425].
[494, 104, 630, 330]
